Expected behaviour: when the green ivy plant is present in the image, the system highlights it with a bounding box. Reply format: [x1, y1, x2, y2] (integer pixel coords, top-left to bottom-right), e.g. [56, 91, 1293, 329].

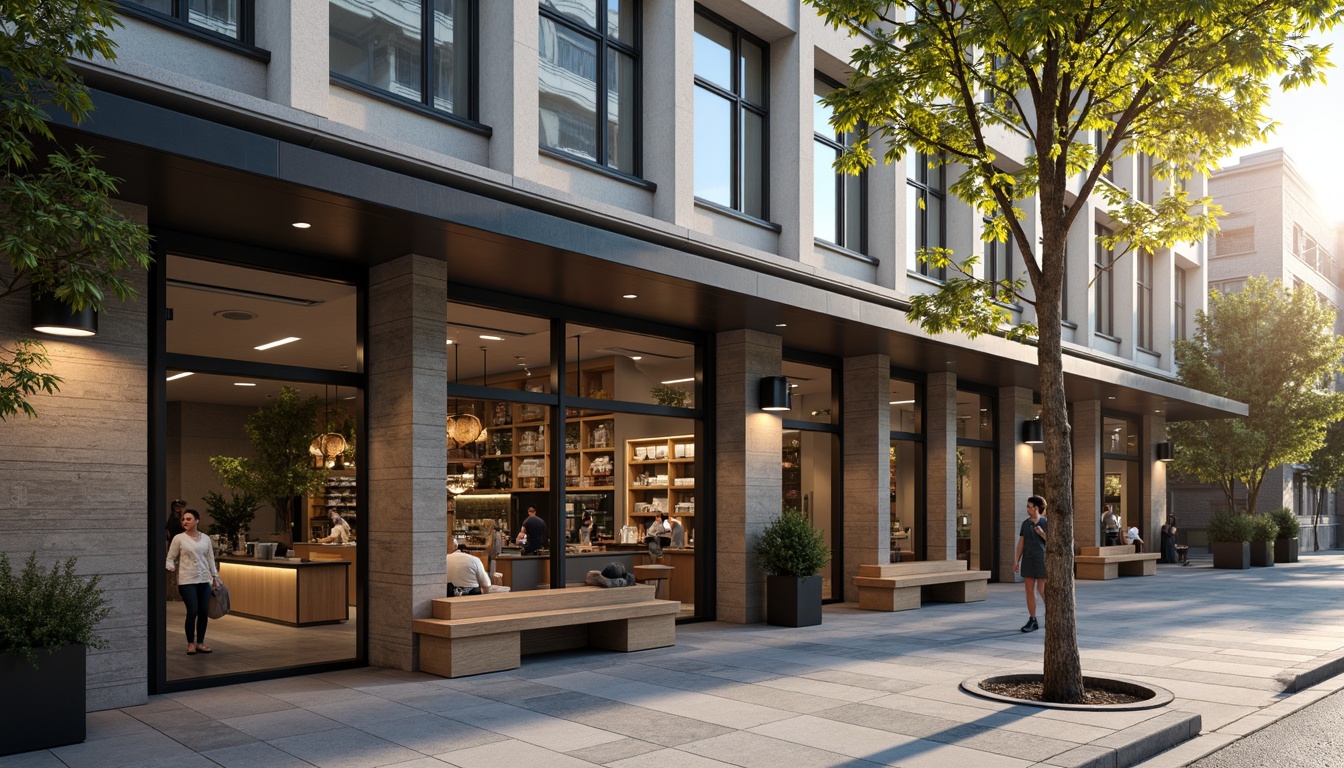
[754, 507, 830, 578]
[0, 553, 110, 666]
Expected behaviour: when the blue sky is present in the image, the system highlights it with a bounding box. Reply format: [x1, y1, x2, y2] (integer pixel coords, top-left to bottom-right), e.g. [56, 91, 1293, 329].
[1222, 24, 1344, 225]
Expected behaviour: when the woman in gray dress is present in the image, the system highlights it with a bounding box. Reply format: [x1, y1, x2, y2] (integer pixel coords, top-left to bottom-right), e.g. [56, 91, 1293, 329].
[1013, 496, 1047, 633]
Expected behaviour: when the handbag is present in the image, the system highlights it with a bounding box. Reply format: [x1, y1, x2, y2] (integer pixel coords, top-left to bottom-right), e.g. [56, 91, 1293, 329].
[207, 580, 231, 619]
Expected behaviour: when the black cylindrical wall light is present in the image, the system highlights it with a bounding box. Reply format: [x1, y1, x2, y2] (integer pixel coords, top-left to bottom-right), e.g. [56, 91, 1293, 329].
[759, 376, 791, 411]
[1156, 441, 1175, 461]
[31, 291, 97, 337]
[1021, 419, 1043, 444]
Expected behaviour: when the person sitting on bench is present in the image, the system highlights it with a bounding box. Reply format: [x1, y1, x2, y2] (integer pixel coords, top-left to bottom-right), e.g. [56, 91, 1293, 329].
[446, 540, 491, 596]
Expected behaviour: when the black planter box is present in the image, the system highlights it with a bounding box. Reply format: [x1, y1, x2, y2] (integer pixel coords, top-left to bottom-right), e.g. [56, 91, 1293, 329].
[1211, 541, 1250, 570]
[1249, 541, 1274, 567]
[766, 574, 822, 627]
[1274, 538, 1300, 563]
[0, 644, 86, 756]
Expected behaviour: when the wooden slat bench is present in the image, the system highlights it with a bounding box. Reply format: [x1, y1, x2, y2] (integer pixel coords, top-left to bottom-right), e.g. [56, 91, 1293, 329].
[1075, 545, 1162, 580]
[413, 584, 679, 678]
[854, 560, 990, 611]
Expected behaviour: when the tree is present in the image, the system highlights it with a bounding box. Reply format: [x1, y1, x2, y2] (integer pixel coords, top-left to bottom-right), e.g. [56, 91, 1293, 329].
[805, 0, 1341, 702]
[1305, 419, 1344, 551]
[210, 388, 328, 545]
[0, 0, 153, 419]
[1171, 278, 1344, 514]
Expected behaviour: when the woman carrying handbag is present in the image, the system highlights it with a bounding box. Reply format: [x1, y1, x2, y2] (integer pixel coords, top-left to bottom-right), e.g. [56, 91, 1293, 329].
[166, 509, 222, 655]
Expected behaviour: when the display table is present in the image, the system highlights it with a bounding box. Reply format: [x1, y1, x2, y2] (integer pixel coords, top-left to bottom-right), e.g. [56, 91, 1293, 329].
[292, 543, 357, 606]
[632, 564, 673, 600]
[218, 557, 349, 625]
[495, 555, 549, 591]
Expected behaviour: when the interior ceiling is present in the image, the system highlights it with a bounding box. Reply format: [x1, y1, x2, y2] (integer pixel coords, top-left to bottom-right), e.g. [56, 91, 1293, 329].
[64, 125, 1234, 420]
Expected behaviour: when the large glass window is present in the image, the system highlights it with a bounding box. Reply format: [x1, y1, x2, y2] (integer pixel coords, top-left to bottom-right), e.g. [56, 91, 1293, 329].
[907, 152, 946, 280]
[1095, 223, 1115, 337]
[121, 0, 246, 41]
[693, 9, 767, 219]
[781, 359, 840, 598]
[813, 76, 865, 251]
[330, 0, 475, 119]
[890, 378, 923, 561]
[538, 0, 640, 173]
[1138, 250, 1154, 349]
[1100, 414, 1141, 545]
[956, 391, 994, 573]
[986, 217, 1013, 302]
[1174, 266, 1187, 342]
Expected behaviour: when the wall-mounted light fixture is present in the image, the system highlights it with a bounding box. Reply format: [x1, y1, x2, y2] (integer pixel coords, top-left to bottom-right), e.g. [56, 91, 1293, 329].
[31, 291, 97, 337]
[1156, 441, 1175, 461]
[1021, 420, 1043, 445]
[759, 376, 791, 411]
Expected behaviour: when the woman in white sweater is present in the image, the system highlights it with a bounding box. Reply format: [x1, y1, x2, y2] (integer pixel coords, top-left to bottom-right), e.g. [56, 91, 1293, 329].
[165, 509, 221, 655]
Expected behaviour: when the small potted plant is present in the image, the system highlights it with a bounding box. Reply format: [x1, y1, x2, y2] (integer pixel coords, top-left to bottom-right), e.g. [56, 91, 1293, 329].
[0, 553, 111, 756]
[1270, 508, 1300, 563]
[1248, 514, 1278, 567]
[1206, 509, 1252, 569]
[754, 507, 830, 627]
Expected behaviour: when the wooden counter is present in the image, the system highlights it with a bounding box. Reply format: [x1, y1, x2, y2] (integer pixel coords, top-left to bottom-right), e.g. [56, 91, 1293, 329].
[495, 555, 549, 591]
[634, 549, 695, 605]
[218, 557, 349, 625]
[292, 543, 357, 605]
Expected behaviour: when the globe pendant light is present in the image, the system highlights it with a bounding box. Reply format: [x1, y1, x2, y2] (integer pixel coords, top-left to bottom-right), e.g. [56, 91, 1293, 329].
[446, 343, 483, 445]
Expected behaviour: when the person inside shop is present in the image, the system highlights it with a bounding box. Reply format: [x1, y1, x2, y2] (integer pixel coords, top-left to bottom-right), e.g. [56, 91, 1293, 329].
[165, 509, 221, 655]
[446, 539, 492, 596]
[519, 506, 547, 555]
[576, 511, 595, 545]
[316, 509, 352, 544]
[483, 519, 503, 576]
[646, 513, 673, 548]
[1102, 506, 1121, 547]
[1125, 524, 1144, 553]
[1013, 495, 1047, 633]
[668, 515, 685, 549]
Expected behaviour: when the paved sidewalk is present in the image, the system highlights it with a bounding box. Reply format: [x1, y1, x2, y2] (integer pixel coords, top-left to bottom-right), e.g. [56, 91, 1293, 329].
[6, 551, 1344, 768]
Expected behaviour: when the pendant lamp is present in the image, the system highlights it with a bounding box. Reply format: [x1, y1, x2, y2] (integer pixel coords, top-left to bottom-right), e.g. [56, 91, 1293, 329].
[446, 343, 483, 445]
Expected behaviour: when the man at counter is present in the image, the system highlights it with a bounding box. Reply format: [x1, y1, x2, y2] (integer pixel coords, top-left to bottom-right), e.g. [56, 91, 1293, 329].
[519, 506, 547, 555]
[446, 540, 491, 596]
[316, 510, 352, 544]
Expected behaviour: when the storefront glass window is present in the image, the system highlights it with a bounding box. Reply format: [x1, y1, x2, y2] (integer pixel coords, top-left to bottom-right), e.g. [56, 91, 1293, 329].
[782, 360, 835, 424]
[1103, 415, 1139, 456]
[889, 438, 923, 561]
[783, 430, 837, 597]
[956, 391, 994, 441]
[564, 324, 695, 406]
[889, 378, 921, 434]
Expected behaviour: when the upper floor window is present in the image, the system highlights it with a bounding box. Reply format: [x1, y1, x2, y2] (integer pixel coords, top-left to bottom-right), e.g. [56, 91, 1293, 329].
[693, 8, 768, 219]
[331, 0, 476, 120]
[1136, 153, 1155, 206]
[121, 0, 248, 42]
[907, 153, 945, 280]
[985, 218, 1013, 302]
[813, 76, 864, 251]
[539, 0, 640, 174]
[1095, 223, 1115, 337]
[1137, 250, 1153, 350]
[1174, 266, 1187, 342]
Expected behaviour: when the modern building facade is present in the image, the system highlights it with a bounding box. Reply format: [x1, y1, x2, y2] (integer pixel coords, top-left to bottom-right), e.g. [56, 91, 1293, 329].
[1173, 148, 1344, 545]
[0, 0, 1242, 711]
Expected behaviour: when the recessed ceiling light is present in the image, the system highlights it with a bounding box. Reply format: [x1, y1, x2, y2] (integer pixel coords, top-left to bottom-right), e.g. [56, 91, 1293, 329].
[1155, 409, 1163, 413]
[292, 222, 311, 229]
[775, 323, 787, 328]
[479, 334, 504, 341]
[254, 336, 300, 350]
[213, 309, 257, 321]
[234, 382, 256, 387]
[166, 372, 194, 382]
[661, 377, 695, 384]
[446, 339, 454, 345]
[1107, 396, 1117, 400]
[631, 356, 643, 361]
[343, 395, 357, 400]
[790, 383, 799, 388]
[622, 294, 638, 299]
[890, 399, 915, 405]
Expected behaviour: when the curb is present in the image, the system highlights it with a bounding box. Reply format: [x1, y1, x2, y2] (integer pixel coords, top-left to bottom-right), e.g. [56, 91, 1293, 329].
[1047, 711, 1203, 768]
[1281, 647, 1344, 693]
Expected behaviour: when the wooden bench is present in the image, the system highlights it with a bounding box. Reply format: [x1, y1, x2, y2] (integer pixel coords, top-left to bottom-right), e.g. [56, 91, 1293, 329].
[854, 560, 990, 611]
[412, 584, 679, 678]
[1075, 545, 1162, 580]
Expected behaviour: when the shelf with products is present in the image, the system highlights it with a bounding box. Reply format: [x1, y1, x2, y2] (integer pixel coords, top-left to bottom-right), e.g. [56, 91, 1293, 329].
[626, 435, 697, 545]
[307, 469, 358, 542]
[782, 436, 802, 511]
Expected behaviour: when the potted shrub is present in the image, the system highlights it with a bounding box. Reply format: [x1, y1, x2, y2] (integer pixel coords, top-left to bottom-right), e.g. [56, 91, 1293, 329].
[1270, 508, 1300, 563]
[1206, 509, 1252, 569]
[1248, 514, 1278, 567]
[0, 553, 111, 756]
[754, 507, 830, 627]
[204, 489, 260, 553]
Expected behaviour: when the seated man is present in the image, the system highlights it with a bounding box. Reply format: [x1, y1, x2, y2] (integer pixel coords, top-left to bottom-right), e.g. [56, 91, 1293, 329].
[446, 540, 491, 596]
[1125, 525, 1144, 553]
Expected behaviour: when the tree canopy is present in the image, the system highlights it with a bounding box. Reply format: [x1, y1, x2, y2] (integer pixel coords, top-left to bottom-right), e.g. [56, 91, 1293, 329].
[1171, 277, 1344, 514]
[805, 0, 1342, 702]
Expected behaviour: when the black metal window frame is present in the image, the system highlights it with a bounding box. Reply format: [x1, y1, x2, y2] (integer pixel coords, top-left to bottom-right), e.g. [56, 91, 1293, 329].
[1174, 266, 1187, 342]
[1094, 223, 1115, 337]
[692, 5, 770, 220]
[909, 152, 947, 281]
[781, 350, 843, 602]
[115, 0, 263, 55]
[1136, 152, 1156, 206]
[330, 0, 481, 126]
[538, 0, 643, 177]
[889, 372, 925, 560]
[813, 73, 867, 254]
[1137, 249, 1154, 350]
[984, 216, 1013, 302]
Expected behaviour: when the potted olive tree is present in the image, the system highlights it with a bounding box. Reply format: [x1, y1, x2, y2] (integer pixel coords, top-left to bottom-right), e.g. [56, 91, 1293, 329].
[1207, 509, 1253, 570]
[754, 507, 830, 627]
[1248, 514, 1278, 567]
[1269, 508, 1300, 563]
[0, 553, 110, 756]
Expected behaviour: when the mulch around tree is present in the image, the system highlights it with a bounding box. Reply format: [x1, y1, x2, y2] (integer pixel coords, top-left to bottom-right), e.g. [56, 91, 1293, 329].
[980, 680, 1148, 705]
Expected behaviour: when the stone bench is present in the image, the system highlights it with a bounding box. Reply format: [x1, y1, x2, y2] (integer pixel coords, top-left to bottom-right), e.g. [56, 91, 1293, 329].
[1075, 545, 1162, 580]
[412, 584, 678, 678]
[853, 560, 990, 612]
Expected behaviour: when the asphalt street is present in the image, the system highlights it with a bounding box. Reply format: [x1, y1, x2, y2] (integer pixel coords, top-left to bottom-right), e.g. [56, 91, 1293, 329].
[1189, 686, 1344, 768]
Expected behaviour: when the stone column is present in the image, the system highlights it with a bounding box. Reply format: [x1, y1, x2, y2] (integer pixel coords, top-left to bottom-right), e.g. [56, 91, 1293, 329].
[257, 0, 329, 116]
[480, 0, 539, 178]
[1072, 400, 1103, 550]
[842, 354, 890, 601]
[998, 387, 1036, 581]
[367, 255, 448, 670]
[1143, 413, 1168, 545]
[715, 330, 782, 623]
[926, 372, 957, 560]
[644, 0, 695, 226]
